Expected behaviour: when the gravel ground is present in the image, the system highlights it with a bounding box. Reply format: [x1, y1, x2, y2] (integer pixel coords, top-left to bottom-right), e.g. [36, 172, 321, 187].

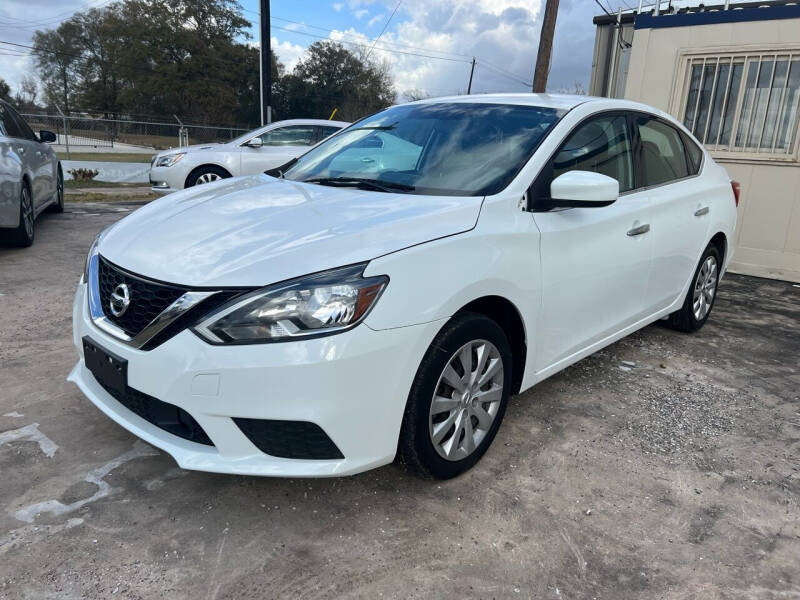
[0, 203, 798, 599]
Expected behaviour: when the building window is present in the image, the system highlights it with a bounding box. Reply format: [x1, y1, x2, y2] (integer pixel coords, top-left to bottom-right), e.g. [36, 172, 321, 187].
[680, 53, 800, 158]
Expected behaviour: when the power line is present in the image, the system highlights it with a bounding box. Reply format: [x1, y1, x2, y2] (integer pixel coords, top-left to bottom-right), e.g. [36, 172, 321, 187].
[254, 12, 473, 61]
[270, 25, 472, 63]
[364, 1, 401, 62]
[260, 13, 533, 89]
[0, 0, 113, 27]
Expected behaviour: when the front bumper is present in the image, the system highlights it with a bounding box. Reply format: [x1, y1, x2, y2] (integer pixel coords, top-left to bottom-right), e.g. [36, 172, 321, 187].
[69, 282, 443, 477]
[149, 165, 186, 195]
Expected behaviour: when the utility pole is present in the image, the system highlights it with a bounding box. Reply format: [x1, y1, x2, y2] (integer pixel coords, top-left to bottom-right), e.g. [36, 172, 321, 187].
[259, 0, 272, 125]
[532, 0, 559, 93]
[467, 58, 476, 94]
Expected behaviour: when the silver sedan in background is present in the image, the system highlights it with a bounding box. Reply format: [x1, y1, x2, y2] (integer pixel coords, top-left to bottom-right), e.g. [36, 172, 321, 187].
[0, 100, 63, 247]
[149, 118, 349, 194]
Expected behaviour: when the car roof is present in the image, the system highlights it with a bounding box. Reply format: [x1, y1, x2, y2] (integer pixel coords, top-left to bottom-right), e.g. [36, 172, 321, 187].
[271, 118, 350, 128]
[403, 93, 667, 114]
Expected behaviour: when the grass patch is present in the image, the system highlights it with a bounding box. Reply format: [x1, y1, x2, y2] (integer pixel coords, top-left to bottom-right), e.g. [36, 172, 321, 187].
[65, 180, 149, 189]
[67, 192, 158, 203]
[58, 152, 154, 163]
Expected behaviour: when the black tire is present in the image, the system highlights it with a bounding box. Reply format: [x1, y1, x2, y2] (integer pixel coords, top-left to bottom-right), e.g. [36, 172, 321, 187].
[185, 165, 231, 188]
[3, 183, 34, 247]
[398, 312, 513, 479]
[47, 166, 64, 213]
[666, 244, 722, 333]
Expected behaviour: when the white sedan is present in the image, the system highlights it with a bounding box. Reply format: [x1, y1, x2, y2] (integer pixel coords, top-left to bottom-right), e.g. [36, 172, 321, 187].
[71, 94, 737, 479]
[149, 118, 349, 194]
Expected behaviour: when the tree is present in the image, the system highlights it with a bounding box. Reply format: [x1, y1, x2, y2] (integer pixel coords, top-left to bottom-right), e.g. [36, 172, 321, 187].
[0, 78, 10, 100]
[402, 89, 431, 102]
[282, 41, 395, 121]
[33, 19, 82, 113]
[14, 75, 39, 111]
[28, 2, 397, 126]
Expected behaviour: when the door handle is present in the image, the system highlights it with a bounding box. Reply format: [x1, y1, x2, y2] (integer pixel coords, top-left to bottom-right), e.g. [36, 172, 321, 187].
[694, 206, 709, 217]
[627, 223, 650, 236]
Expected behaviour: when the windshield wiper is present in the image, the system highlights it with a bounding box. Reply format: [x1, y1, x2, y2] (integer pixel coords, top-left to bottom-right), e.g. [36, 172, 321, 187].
[304, 177, 415, 193]
[264, 157, 298, 178]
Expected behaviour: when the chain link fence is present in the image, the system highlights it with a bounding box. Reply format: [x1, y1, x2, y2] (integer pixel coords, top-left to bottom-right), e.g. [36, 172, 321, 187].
[21, 112, 252, 152]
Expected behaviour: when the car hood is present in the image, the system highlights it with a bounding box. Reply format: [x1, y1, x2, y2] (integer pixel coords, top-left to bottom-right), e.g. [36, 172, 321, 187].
[154, 143, 222, 158]
[99, 175, 483, 287]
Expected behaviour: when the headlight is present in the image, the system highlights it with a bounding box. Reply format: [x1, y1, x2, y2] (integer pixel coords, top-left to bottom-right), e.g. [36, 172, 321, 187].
[154, 152, 186, 168]
[83, 234, 101, 283]
[193, 264, 388, 344]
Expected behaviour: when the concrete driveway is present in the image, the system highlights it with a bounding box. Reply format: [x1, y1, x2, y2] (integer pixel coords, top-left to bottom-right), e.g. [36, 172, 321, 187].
[1, 204, 798, 599]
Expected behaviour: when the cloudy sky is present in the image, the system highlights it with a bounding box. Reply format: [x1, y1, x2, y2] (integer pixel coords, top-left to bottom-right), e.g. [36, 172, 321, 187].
[0, 0, 629, 103]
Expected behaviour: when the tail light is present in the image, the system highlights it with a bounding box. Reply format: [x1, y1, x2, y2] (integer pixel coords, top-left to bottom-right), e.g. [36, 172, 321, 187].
[731, 180, 741, 207]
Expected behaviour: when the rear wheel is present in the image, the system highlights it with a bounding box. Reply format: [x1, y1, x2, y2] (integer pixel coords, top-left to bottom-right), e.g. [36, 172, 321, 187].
[4, 184, 34, 247]
[398, 312, 512, 479]
[186, 165, 230, 188]
[47, 167, 64, 213]
[666, 244, 721, 332]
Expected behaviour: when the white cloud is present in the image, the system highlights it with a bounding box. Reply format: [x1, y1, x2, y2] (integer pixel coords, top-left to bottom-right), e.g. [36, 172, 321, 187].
[354, 8, 369, 19]
[367, 13, 384, 27]
[331, 0, 595, 99]
[271, 37, 306, 72]
[332, 2, 344, 11]
[0, 0, 92, 94]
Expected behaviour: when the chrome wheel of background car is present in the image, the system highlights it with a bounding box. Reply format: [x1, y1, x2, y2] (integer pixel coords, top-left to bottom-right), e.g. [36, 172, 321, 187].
[429, 339, 504, 461]
[21, 187, 33, 238]
[196, 172, 221, 185]
[692, 255, 717, 321]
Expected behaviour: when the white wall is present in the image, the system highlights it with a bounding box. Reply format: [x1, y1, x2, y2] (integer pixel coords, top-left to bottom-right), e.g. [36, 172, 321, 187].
[623, 17, 800, 282]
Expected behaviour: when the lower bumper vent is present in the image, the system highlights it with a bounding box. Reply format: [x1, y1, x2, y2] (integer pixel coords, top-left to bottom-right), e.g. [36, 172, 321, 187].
[96, 380, 213, 447]
[233, 418, 343, 460]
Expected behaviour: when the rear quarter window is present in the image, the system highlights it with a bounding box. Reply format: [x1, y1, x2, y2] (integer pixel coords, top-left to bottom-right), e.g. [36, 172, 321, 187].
[681, 132, 704, 175]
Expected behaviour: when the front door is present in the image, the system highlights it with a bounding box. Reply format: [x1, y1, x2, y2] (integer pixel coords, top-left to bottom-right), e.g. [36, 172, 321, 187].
[531, 112, 654, 372]
[239, 124, 317, 175]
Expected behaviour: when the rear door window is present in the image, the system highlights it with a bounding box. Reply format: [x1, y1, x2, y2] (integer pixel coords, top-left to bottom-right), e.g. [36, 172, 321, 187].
[635, 117, 690, 187]
[681, 131, 704, 175]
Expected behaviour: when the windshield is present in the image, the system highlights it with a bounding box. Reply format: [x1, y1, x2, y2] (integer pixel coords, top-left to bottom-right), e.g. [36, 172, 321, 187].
[283, 102, 565, 196]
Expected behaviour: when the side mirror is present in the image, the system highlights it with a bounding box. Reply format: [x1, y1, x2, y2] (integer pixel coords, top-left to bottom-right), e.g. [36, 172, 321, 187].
[244, 137, 263, 149]
[549, 170, 618, 208]
[39, 130, 57, 143]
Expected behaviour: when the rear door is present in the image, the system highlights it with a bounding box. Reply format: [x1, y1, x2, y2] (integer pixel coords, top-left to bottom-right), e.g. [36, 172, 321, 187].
[0, 102, 22, 227]
[633, 115, 710, 312]
[531, 112, 654, 371]
[239, 124, 318, 175]
[6, 105, 51, 209]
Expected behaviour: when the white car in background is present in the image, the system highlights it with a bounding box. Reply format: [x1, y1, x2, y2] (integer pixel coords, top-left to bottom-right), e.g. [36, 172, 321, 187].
[149, 119, 349, 194]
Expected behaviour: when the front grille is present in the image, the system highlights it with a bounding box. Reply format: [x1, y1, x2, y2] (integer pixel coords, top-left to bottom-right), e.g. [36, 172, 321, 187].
[95, 378, 213, 446]
[98, 257, 187, 337]
[234, 418, 344, 460]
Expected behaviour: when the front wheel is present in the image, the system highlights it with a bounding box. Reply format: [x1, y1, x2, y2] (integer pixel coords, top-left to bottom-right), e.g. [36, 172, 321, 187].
[398, 312, 513, 479]
[186, 165, 230, 188]
[666, 244, 721, 332]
